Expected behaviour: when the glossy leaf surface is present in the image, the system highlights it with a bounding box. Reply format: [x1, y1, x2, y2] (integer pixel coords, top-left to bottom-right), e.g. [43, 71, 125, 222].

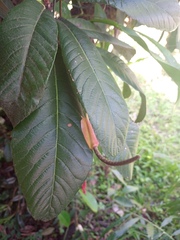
[58, 18, 129, 158]
[0, 0, 58, 126]
[11, 51, 92, 221]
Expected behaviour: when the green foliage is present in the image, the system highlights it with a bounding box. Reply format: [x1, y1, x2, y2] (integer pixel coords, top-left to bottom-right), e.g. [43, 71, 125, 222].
[58, 210, 71, 228]
[73, 88, 180, 239]
[80, 0, 180, 31]
[11, 49, 92, 220]
[57, 18, 129, 158]
[79, 190, 98, 212]
[0, 0, 180, 224]
[0, 0, 58, 126]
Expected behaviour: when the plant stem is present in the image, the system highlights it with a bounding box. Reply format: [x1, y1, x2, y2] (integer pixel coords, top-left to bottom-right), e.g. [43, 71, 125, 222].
[59, 0, 62, 17]
[63, 228, 68, 240]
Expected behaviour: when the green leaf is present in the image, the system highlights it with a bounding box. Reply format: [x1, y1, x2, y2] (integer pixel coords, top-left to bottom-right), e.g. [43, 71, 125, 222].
[80, 0, 180, 31]
[94, 3, 107, 32]
[115, 196, 134, 208]
[91, 18, 180, 101]
[115, 217, 140, 237]
[11, 50, 92, 221]
[100, 214, 131, 238]
[146, 222, 155, 239]
[172, 229, 180, 236]
[69, 18, 135, 61]
[0, 214, 14, 224]
[121, 26, 180, 101]
[123, 83, 131, 99]
[161, 216, 174, 227]
[98, 48, 146, 122]
[0, 0, 58, 126]
[111, 169, 127, 185]
[118, 0, 180, 31]
[137, 31, 180, 100]
[166, 28, 180, 52]
[94, 3, 107, 19]
[79, 190, 98, 213]
[122, 185, 139, 194]
[58, 18, 129, 158]
[98, 48, 142, 92]
[58, 210, 71, 228]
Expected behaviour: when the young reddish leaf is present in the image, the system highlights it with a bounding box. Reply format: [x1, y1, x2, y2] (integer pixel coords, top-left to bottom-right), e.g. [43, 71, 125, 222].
[81, 181, 87, 194]
[81, 114, 99, 150]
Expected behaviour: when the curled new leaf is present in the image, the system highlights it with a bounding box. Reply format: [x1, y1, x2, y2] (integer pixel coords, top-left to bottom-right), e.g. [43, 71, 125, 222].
[81, 114, 99, 150]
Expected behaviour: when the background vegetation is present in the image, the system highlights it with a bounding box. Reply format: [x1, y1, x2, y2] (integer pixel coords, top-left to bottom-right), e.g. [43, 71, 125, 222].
[1, 58, 180, 240]
[0, 0, 180, 239]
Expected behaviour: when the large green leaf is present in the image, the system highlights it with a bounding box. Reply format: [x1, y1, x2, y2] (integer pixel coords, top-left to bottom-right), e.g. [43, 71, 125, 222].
[98, 48, 146, 122]
[58, 18, 129, 158]
[11, 50, 92, 221]
[80, 0, 180, 31]
[0, 0, 58, 126]
[69, 18, 135, 61]
[117, 0, 180, 31]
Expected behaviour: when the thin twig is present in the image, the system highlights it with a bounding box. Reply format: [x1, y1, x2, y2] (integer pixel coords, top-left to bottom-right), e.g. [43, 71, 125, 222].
[158, 31, 165, 42]
[52, 0, 56, 15]
[59, 0, 62, 17]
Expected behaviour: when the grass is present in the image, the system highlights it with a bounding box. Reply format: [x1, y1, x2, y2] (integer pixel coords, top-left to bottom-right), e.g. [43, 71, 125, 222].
[125, 81, 180, 238]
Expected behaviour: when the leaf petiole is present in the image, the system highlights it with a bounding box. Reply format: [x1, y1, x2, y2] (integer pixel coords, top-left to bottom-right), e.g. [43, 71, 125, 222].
[93, 146, 140, 166]
[81, 114, 140, 166]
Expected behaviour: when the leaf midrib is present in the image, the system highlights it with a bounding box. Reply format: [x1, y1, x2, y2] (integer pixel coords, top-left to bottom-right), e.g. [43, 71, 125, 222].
[49, 66, 59, 209]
